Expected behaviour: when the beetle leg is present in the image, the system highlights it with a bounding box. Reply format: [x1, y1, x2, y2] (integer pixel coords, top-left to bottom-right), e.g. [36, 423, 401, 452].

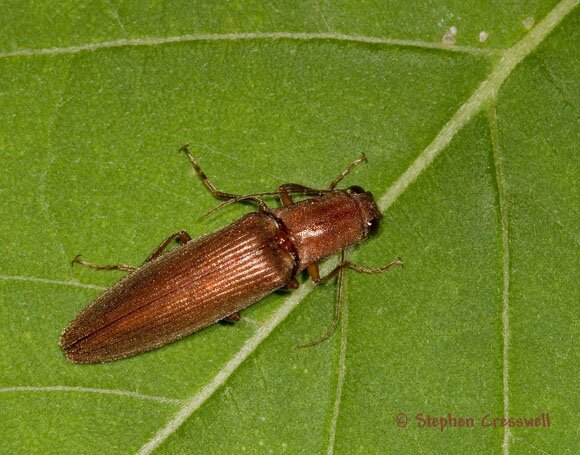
[282, 277, 299, 290]
[219, 312, 241, 324]
[71, 255, 137, 273]
[182, 146, 347, 213]
[278, 183, 328, 205]
[181, 145, 271, 213]
[328, 153, 367, 189]
[278, 184, 294, 207]
[297, 254, 403, 349]
[295, 251, 347, 349]
[71, 231, 192, 274]
[313, 257, 403, 284]
[279, 183, 327, 201]
[306, 264, 321, 282]
[180, 145, 240, 201]
[143, 230, 192, 263]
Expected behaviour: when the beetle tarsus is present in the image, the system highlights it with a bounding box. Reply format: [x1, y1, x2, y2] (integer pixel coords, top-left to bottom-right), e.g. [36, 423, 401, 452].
[313, 257, 403, 284]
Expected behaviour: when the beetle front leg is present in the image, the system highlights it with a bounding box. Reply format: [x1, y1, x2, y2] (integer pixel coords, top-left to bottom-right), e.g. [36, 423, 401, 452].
[328, 153, 367, 189]
[295, 252, 346, 349]
[278, 184, 294, 207]
[297, 255, 403, 349]
[312, 257, 403, 284]
[306, 263, 321, 282]
[180, 145, 241, 201]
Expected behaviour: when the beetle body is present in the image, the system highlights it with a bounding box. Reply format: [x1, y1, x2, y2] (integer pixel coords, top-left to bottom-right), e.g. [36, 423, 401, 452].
[61, 188, 381, 363]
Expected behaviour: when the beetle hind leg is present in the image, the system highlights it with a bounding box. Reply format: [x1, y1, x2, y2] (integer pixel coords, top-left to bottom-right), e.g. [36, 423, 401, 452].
[71, 230, 193, 274]
[71, 255, 137, 273]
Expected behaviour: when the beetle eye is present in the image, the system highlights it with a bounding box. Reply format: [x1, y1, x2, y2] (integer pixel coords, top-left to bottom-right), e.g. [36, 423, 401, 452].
[367, 217, 380, 235]
[348, 185, 365, 194]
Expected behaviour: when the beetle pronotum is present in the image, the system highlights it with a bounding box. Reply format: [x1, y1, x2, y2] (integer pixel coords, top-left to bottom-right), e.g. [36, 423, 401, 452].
[60, 146, 402, 363]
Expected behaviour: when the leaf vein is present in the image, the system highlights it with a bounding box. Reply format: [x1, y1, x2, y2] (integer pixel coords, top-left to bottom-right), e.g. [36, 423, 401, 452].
[0, 32, 500, 60]
[0, 274, 107, 291]
[326, 271, 348, 454]
[0, 386, 182, 405]
[137, 266, 332, 455]
[488, 102, 512, 455]
[378, 0, 577, 213]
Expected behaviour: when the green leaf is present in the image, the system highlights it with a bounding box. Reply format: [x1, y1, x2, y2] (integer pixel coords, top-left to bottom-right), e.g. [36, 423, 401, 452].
[0, 1, 577, 453]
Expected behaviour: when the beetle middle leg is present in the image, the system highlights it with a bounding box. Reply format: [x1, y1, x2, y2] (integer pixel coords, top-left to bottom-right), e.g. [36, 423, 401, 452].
[143, 230, 192, 263]
[180, 145, 269, 212]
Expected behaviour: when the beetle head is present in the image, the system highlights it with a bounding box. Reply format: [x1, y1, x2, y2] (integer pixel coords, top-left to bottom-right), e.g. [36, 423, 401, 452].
[347, 185, 381, 237]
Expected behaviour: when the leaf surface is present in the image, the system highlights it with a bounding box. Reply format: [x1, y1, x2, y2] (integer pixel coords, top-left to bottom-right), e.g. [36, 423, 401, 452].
[0, 1, 577, 453]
